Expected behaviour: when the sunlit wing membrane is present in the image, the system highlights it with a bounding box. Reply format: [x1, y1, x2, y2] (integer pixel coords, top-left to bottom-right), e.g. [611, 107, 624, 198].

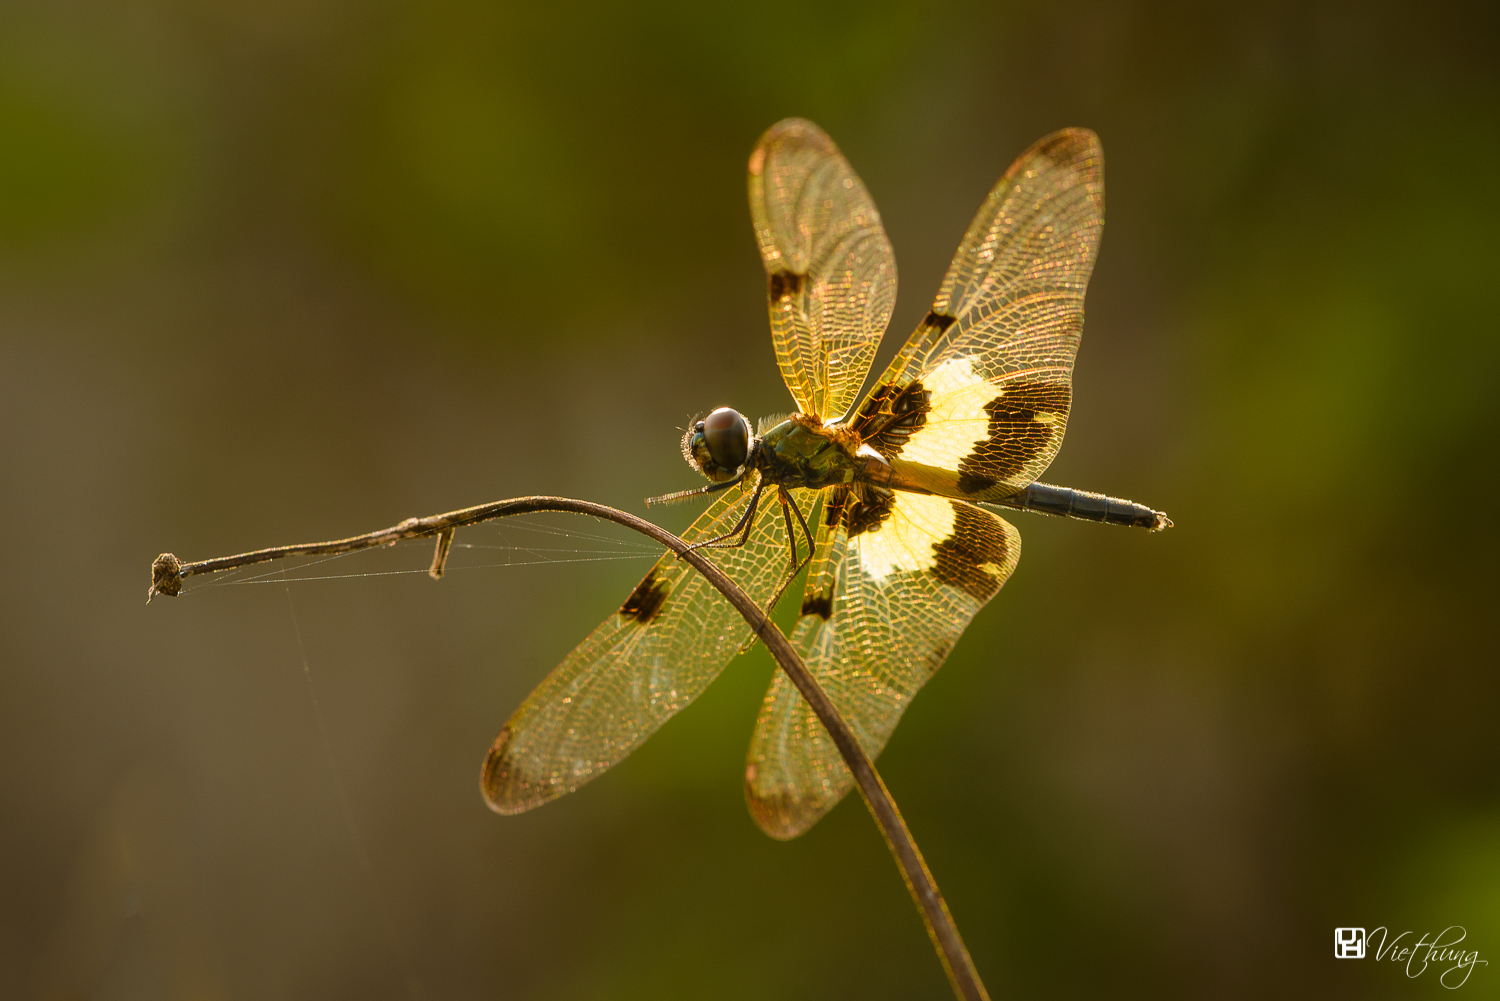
[853, 129, 1104, 500]
[744, 489, 1020, 839]
[749, 118, 896, 422]
[483, 475, 816, 814]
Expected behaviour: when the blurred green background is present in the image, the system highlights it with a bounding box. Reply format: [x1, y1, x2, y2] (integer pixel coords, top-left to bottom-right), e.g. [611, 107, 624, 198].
[2, 0, 1497, 997]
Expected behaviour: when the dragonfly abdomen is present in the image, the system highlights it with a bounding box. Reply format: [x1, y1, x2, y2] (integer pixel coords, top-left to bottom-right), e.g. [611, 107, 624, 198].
[987, 482, 1172, 531]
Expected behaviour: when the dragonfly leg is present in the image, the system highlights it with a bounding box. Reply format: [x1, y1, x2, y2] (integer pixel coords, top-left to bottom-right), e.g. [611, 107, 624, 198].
[645, 469, 746, 507]
[763, 488, 813, 614]
[679, 476, 765, 556]
[786, 484, 814, 563]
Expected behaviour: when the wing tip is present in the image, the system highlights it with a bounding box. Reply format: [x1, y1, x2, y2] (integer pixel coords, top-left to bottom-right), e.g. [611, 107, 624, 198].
[1035, 126, 1102, 159]
[760, 116, 828, 141]
[750, 117, 838, 176]
[1012, 127, 1105, 211]
[480, 724, 557, 815]
[744, 761, 838, 840]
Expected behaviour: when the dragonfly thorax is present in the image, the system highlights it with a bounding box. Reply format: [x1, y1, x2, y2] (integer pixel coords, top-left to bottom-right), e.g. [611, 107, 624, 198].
[756, 413, 861, 490]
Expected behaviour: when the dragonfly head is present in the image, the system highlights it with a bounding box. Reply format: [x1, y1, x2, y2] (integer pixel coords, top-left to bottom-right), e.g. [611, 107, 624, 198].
[682, 407, 752, 482]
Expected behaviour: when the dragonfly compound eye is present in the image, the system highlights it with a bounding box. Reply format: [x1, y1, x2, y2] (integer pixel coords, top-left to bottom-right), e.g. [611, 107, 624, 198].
[680, 407, 751, 481]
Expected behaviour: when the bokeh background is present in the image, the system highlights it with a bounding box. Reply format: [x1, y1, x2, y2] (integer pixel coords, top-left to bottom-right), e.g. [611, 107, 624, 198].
[2, 1, 1497, 997]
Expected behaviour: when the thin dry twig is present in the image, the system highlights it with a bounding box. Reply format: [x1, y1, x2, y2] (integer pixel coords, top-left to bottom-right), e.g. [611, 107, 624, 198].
[148, 496, 990, 1001]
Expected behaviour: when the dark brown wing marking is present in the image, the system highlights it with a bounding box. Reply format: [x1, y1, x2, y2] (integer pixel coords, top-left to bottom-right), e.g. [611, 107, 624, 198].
[619, 568, 669, 623]
[954, 380, 1073, 495]
[799, 591, 833, 619]
[769, 270, 805, 301]
[853, 382, 932, 459]
[835, 484, 897, 538]
[931, 501, 1014, 602]
[821, 486, 848, 528]
[916, 309, 957, 338]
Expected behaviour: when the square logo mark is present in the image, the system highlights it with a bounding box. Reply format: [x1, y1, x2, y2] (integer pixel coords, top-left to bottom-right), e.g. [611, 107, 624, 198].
[1335, 927, 1366, 959]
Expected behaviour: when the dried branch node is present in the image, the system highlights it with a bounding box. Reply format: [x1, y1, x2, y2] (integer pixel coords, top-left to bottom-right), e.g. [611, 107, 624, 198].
[149, 552, 184, 601]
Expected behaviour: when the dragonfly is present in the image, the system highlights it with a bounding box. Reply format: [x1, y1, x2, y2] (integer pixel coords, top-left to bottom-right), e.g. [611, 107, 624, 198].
[481, 118, 1170, 839]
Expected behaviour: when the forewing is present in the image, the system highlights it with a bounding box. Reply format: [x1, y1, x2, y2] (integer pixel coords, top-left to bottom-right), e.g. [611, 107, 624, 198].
[483, 476, 814, 813]
[749, 118, 896, 421]
[745, 489, 1020, 839]
[855, 130, 1104, 500]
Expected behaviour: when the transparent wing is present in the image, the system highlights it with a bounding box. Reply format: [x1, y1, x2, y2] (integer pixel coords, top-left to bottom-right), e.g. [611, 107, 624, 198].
[745, 489, 1020, 839]
[853, 129, 1104, 500]
[749, 118, 896, 421]
[482, 475, 815, 814]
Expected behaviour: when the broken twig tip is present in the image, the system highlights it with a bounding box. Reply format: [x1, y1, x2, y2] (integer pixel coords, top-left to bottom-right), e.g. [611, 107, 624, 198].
[148, 552, 184, 602]
[427, 527, 456, 580]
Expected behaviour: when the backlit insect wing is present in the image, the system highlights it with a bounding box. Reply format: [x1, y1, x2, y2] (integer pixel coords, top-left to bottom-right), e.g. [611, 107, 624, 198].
[855, 129, 1104, 502]
[749, 118, 896, 422]
[746, 491, 1020, 838]
[482, 476, 816, 814]
[746, 129, 1104, 838]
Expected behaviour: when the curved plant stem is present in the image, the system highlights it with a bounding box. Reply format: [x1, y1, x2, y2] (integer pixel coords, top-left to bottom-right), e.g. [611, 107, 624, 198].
[148, 496, 990, 1001]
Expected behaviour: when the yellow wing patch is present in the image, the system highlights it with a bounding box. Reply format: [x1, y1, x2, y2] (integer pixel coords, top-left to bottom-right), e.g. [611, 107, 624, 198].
[854, 492, 955, 581]
[896, 356, 992, 470]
